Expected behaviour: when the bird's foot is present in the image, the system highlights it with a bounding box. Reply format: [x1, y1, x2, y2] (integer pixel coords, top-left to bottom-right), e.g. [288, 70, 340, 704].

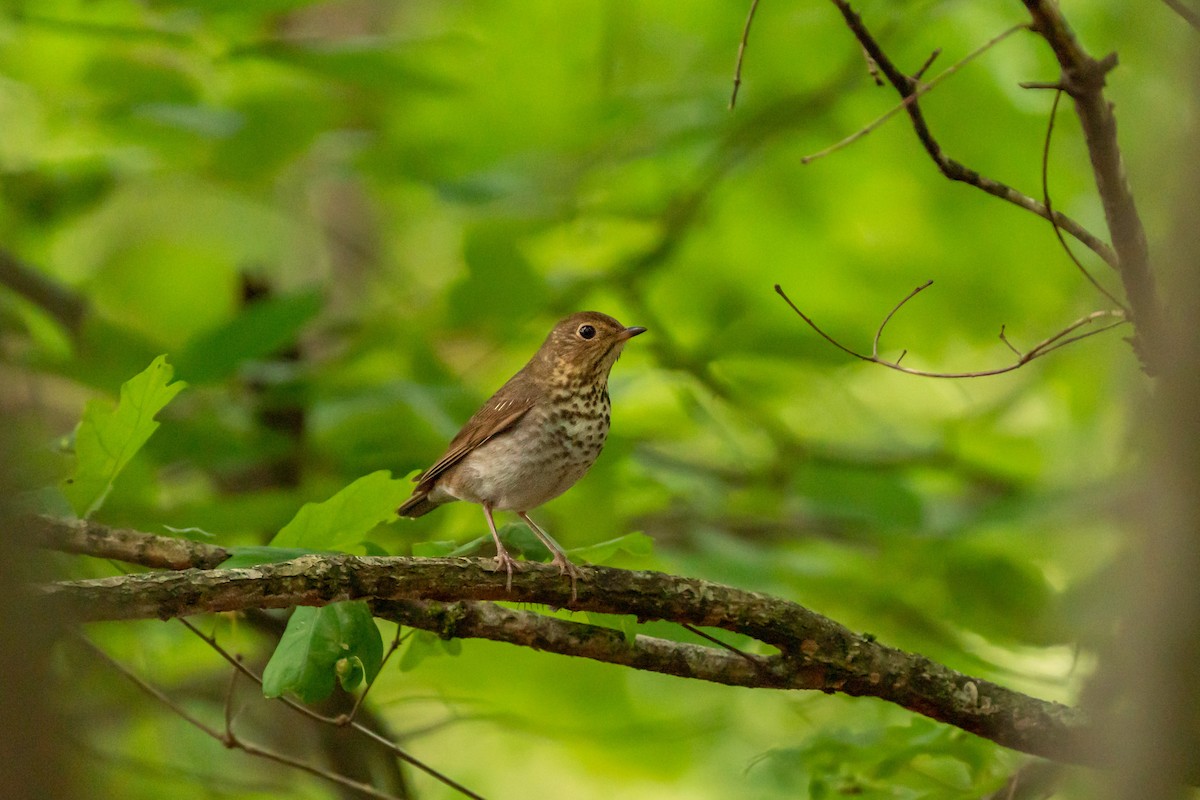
[492, 549, 523, 592]
[548, 552, 585, 604]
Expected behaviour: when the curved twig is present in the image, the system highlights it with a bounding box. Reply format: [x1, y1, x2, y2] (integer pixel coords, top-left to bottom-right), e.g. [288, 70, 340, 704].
[176, 620, 482, 799]
[1039, 88, 1127, 310]
[729, 0, 763, 109]
[775, 283, 1127, 379]
[1022, 0, 1163, 371]
[76, 634, 416, 800]
[802, 25, 1025, 167]
[826, 2, 1117, 269]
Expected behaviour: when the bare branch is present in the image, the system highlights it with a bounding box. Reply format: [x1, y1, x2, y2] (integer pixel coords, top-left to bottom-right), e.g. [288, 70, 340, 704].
[177, 619, 484, 800]
[29, 515, 229, 570]
[998, 325, 1022, 358]
[39, 545, 1093, 766]
[729, 0, 763, 109]
[0, 248, 88, 336]
[340, 627, 408, 727]
[1039, 87, 1126, 310]
[802, 25, 1024, 166]
[873, 280, 933, 358]
[824, 3, 1117, 269]
[76, 633, 409, 800]
[775, 283, 1127, 378]
[912, 47, 941, 81]
[1023, 0, 1163, 371]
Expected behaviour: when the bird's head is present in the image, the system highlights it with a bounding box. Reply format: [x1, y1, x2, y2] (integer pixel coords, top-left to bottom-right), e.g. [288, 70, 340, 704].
[536, 311, 646, 383]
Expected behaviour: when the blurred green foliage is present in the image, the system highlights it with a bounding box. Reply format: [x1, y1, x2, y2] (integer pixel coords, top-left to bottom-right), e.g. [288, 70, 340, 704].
[2, 0, 1192, 797]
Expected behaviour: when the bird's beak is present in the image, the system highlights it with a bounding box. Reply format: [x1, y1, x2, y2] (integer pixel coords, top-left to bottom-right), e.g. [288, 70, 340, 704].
[621, 326, 647, 340]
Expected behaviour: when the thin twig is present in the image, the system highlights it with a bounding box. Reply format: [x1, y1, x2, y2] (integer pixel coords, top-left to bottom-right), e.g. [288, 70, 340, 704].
[177, 619, 485, 800]
[76, 633, 407, 800]
[1023, 0, 1162, 371]
[873, 280, 933, 358]
[775, 283, 1127, 379]
[912, 48, 941, 80]
[826, 3, 1117, 269]
[342, 627, 410, 726]
[0, 248, 88, 335]
[223, 662, 240, 738]
[801, 25, 1024, 166]
[729, 0, 763, 109]
[1039, 88, 1127, 310]
[998, 325, 1022, 357]
[679, 623, 763, 671]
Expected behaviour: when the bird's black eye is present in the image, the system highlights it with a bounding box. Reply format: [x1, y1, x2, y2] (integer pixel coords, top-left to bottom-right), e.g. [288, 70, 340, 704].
[577, 324, 596, 340]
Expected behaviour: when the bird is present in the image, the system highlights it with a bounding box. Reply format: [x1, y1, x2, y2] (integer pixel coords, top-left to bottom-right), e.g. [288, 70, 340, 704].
[397, 311, 646, 601]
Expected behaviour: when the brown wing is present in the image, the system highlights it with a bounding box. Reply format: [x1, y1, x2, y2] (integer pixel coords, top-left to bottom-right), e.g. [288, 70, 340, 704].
[411, 394, 533, 493]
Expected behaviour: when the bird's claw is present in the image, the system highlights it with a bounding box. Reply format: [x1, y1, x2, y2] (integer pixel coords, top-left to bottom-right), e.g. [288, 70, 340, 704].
[492, 550, 522, 592]
[549, 553, 585, 604]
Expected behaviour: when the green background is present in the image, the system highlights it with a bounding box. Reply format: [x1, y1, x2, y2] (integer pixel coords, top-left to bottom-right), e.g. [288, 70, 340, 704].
[2, 0, 1193, 797]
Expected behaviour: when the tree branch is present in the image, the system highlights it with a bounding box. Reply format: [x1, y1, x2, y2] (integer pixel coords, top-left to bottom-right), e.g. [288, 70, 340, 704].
[28, 515, 229, 571]
[0, 248, 88, 336]
[775, 282, 1128, 378]
[76, 633, 413, 800]
[37, 525, 1095, 768]
[825, 1, 1117, 269]
[1021, 0, 1163, 371]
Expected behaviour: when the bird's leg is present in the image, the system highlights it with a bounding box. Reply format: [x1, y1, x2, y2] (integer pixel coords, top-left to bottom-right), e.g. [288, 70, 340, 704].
[517, 511, 582, 603]
[483, 502, 520, 592]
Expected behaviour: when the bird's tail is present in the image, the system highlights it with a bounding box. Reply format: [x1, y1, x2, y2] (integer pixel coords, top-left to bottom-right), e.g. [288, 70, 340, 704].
[397, 490, 441, 518]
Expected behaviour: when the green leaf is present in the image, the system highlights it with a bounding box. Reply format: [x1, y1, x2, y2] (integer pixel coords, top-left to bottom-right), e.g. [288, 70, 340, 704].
[583, 612, 639, 643]
[262, 603, 383, 702]
[398, 629, 463, 672]
[61, 355, 187, 518]
[271, 471, 410, 551]
[219, 545, 330, 569]
[361, 541, 389, 557]
[175, 290, 322, 384]
[449, 219, 548, 329]
[500, 523, 545, 559]
[412, 535, 491, 558]
[445, 535, 489, 557]
[568, 531, 654, 564]
[412, 540, 458, 557]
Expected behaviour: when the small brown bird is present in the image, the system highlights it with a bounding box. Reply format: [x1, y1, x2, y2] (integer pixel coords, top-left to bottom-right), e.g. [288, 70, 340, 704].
[398, 311, 646, 600]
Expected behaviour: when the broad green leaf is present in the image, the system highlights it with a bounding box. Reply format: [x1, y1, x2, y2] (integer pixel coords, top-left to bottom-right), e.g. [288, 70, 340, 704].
[568, 532, 654, 564]
[361, 541, 389, 557]
[398, 629, 462, 672]
[412, 540, 459, 557]
[414, 533, 493, 558]
[501, 523, 546, 559]
[61, 355, 186, 518]
[445, 535, 489, 557]
[415, 529, 653, 565]
[271, 471, 410, 551]
[219, 545, 331, 569]
[175, 290, 322, 384]
[262, 603, 383, 702]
